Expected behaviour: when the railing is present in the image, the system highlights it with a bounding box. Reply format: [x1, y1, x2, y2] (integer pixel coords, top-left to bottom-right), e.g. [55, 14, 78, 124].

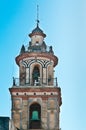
[13, 77, 58, 87]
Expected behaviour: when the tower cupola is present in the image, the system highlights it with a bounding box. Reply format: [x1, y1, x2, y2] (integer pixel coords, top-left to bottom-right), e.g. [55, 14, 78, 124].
[29, 23, 46, 46]
[15, 20, 58, 87]
[29, 24, 46, 38]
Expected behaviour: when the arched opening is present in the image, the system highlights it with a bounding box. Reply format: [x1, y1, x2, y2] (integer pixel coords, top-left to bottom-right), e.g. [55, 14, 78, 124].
[32, 66, 40, 85]
[29, 103, 41, 129]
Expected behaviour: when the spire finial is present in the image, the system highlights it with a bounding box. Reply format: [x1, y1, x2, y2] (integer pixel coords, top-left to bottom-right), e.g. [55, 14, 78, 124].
[37, 5, 40, 27]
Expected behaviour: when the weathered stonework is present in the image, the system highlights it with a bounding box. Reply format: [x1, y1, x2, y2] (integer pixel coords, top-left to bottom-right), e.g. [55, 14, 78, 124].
[9, 22, 62, 130]
[9, 87, 61, 130]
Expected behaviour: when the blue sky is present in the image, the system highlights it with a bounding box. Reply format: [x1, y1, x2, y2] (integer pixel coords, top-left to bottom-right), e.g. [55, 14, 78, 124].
[0, 0, 86, 130]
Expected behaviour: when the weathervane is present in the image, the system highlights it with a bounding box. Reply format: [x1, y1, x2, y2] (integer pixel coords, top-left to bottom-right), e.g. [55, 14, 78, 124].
[37, 5, 40, 27]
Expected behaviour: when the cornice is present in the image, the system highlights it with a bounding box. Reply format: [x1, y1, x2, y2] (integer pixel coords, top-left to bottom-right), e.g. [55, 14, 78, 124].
[15, 52, 58, 67]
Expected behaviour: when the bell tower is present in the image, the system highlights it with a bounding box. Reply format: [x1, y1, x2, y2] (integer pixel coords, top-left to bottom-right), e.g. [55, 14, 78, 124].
[9, 18, 62, 130]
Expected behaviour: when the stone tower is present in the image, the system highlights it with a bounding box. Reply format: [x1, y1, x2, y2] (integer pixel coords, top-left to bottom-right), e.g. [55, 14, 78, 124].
[9, 20, 62, 130]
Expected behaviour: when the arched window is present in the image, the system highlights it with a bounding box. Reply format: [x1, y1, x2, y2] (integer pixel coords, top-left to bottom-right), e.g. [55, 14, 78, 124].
[29, 103, 41, 129]
[32, 66, 40, 82]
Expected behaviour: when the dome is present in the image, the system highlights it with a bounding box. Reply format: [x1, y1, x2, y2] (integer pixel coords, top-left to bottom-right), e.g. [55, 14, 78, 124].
[32, 26, 43, 33]
[29, 25, 46, 38]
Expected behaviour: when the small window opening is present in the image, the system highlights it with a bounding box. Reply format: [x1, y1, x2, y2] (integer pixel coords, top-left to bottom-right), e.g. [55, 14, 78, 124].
[34, 93, 36, 95]
[24, 93, 26, 95]
[16, 93, 18, 95]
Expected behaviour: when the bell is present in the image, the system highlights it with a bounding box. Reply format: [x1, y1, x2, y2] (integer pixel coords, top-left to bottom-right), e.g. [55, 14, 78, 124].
[31, 111, 39, 120]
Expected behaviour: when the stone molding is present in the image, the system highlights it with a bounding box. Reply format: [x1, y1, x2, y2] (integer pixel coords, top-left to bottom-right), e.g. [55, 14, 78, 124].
[9, 87, 62, 106]
[15, 52, 58, 67]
